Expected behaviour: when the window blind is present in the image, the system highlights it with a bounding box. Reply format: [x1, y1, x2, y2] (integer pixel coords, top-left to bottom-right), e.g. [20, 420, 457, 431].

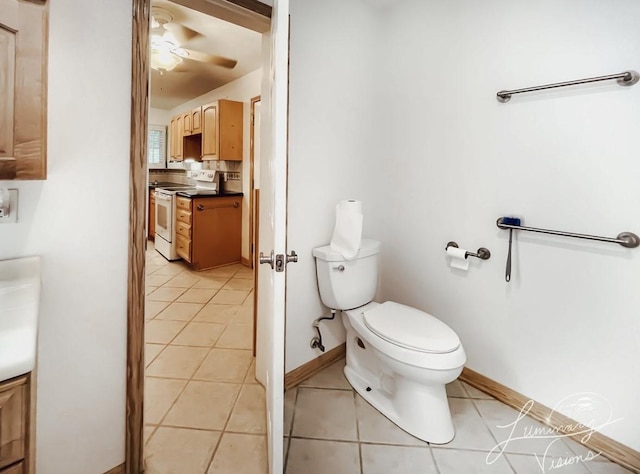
[148, 124, 167, 169]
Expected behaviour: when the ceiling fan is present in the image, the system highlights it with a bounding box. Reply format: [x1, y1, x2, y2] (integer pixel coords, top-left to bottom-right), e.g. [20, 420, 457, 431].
[150, 7, 238, 72]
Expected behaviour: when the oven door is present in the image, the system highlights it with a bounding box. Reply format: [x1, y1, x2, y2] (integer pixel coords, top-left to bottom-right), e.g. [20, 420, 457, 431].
[154, 191, 173, 242]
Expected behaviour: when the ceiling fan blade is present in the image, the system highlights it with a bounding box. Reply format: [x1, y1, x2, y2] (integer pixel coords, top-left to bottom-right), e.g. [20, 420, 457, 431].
[167, 23, 202, 46]
[184, 49, 238, 69]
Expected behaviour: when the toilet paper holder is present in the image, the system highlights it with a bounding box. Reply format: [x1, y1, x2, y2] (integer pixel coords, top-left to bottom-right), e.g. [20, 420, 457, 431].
[446, 241, 491, 260]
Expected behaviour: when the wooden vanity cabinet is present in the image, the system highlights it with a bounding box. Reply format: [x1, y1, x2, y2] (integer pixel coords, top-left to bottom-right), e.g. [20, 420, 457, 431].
[201, 100, 243, 161]
[0, 1, 49, 180]
[0, 375, 28, 473]
[175, 196, 242, 270]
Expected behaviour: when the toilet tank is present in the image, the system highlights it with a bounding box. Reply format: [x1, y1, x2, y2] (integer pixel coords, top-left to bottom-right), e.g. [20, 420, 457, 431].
[312, 239, 380, 310]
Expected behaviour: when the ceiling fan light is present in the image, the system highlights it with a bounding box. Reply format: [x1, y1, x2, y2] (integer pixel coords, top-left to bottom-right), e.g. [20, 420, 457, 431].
[151, 47, 182, 72]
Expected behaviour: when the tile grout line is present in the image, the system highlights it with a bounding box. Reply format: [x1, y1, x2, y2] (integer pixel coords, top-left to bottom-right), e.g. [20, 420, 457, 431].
[283, 386, 300, 474]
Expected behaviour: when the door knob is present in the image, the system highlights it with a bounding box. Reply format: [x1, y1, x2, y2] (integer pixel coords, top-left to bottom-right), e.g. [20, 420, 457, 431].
[259, 250, 274, 269]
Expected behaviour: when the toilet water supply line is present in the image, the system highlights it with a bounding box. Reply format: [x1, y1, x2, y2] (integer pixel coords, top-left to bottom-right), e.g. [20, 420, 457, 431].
[310, 310, 337, 352]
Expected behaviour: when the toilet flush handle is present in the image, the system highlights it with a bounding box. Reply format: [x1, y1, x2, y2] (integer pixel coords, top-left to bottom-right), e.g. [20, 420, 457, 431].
[334, 265, 345, 271]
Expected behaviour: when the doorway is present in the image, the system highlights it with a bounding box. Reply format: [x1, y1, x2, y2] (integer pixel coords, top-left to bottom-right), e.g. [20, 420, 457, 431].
[127, 1, 279, 472]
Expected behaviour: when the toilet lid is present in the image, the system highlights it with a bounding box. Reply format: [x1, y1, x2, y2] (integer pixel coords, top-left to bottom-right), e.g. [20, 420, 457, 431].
[363, 302, 460, 353]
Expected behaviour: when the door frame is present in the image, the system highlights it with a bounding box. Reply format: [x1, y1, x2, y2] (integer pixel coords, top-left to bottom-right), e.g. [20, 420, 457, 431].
[126, 1, 272, 472]
[249, 95, 261, 270]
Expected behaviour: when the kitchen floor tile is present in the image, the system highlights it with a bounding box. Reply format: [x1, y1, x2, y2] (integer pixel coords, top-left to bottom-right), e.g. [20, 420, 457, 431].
[244, 359, 258, 384]
[144, 377, 187, 425]
[210, 289, 251, 305]
[163, 380, 241, 431]
[193, 348, 253, 383]
[145, 343, 165, 368]
[285, 438, 360, 474]
[152, 262, 189, 276]
[222, 278, 254, 291]
[208, 433, 267, 474]
[154, 302, 204, 322]
[242, 290, 254, 306]
[215, 323, 253, 349]
[232, 305, 254, 324]
[144, 426, 220, 474]
[145, 320, 187, 344]
[360, 444, 438, 474]
[175, 288, 218, 304]
[226, 383, 267, 434]
[431, 447, 514, 473]
[145, 301, 170, 319]
[146, 264, 165, 275]
[299, 359, 351, 390]
[171, 322, 225, 347]
[147, 287, 187, 302]
[145, 285, 158, 296]
[192, 304, 239, 323]
[233, 267, 254, 279]
[292, 388, 358, 441]
[146, 274, 174, 287]
[146, 345, 209, 379]
[191, 276, 230, 290]
[163, 273, 201, 288]
[144, 425, 157, 446]
[200, 266, 239, 278]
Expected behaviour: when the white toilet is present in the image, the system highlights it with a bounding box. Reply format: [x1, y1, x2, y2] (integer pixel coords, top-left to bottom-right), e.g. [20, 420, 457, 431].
[312, 239, 466, 444]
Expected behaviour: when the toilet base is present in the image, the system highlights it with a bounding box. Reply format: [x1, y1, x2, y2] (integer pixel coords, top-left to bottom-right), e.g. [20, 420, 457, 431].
[344, 363, 456, 444]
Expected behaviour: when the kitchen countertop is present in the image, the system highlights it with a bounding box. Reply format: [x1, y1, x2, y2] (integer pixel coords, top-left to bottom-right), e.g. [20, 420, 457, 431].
[176, 191, 244, 198]
[148, 181, 185, 189]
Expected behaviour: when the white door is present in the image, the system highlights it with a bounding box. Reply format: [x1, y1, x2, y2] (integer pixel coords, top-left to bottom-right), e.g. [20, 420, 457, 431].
[256, 0, 289, 473]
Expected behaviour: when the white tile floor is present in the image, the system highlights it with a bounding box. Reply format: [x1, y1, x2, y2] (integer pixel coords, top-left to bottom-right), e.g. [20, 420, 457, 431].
[284, 360, 633, 474]
[144, 242, 267, 474]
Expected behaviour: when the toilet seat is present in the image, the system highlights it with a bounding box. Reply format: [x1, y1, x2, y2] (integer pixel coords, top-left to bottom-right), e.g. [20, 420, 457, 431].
[363, 301, 460, 354]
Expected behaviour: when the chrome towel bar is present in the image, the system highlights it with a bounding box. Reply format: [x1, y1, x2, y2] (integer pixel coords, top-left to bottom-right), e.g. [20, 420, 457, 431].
[496, 218, 639, 248]
[497, 70, 639, 102]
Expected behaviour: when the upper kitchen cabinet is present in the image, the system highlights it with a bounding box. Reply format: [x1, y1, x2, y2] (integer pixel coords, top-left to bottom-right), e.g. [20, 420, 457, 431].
[201, 100, 243, 161]
[191, 106, 202, 134]
[0, 0, 49, 180]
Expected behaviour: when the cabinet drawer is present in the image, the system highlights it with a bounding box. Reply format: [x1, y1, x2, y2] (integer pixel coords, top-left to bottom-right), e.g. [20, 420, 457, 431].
[176, 235, 191, 263]
[0, 377, 26, 470]
[176, 208, 192, 225]
[176, 197, 191, 212]
[176, 221, 191, 239]
[0, 461, 24, 474]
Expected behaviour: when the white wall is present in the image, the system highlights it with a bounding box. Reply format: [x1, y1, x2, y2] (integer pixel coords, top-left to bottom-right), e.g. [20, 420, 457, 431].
[376, 0, 640, 451]
[149, 107, 171, 126]
[287, 0, 640, 451]
[168, 70, 262, 262]
[285, 0, 383, 371]
[0, 1, 130, 472]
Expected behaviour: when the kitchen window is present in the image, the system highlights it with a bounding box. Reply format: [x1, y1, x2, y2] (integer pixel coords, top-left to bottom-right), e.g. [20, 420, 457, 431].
[148, 124, 167, 169]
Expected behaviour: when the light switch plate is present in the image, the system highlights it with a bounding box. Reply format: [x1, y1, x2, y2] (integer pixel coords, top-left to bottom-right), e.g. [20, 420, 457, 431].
[0, 189, 18, 223]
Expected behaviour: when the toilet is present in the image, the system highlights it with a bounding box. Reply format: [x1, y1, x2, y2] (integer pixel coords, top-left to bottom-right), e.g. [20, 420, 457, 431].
[312, 239, 466, 444]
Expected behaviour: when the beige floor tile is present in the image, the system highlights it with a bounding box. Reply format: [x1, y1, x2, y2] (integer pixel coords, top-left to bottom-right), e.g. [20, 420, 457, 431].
[201, 266, 239, 278]
[222, 278, 254, 291]
[446, 380, 469, 398]
[194, 348, 253, 383]
[233, 305, 254, 324]
[286, 438, 360, 474]
[215, 323, 253, 350]
[462, 381, 494, 399]
[145, 286, 158, 296]
[145, 426, 221, 474]
[144, 377, 187, 425]
[284, 388, 297, 437]
[146, 256, 169, 267]
[146, 345, 210, 379]
[300, 359, 351, 390]
[176, 288, 218, 304]
[191, 277, 229, 290]
[144, 425, 157, 445]
[210, 289, 250, 305]
[193, 304, 240, 323]
[145, 343, 165, 368]
[244, 358, 258, 384]
[292, 388, 358, 441]
[146, 301, 170, 319]
[208, 433, 267, 474]
[439, 398, 499, 451]
[145, 320, 187, 344]
[146, 264, 165, 275]
[172, 322, 226, 347]
[147, 287, 187, 302]
[163, 381, 241, 430]
[146, 274, 173, 287]
[152, 262, 189, 276]
[360, 444, 437, 474]
[506, 453, 591, 473]
[163, 273, 201, 288]
[355, 394, 427, 446]
[431, 447, 513, 474]
[154, 302, 204, 322]
[242, 290, 254, 306]
[233, 267, 254, 279]
[226, 384, 266, 434]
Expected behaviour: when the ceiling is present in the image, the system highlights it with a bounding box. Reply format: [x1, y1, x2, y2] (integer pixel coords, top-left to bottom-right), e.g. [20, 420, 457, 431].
[150, 0, 263, 110]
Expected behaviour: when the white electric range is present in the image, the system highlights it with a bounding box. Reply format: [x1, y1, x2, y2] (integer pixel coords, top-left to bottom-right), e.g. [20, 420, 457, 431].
[154, 171, 218, 261]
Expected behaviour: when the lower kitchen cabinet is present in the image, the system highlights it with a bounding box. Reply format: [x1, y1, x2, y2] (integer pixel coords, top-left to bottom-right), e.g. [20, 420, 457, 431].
[175, 195, 242, 270]
[148, 189, 156, 240]
[0, 376, 28, 473]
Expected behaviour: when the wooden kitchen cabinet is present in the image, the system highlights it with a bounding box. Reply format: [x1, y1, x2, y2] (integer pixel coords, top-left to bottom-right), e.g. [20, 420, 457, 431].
[0, 1, 48, 180]
[175, 196, 243, 270]
[174, 115, 184, 160]
[0, 376, 28, 472]
[148, 189, 156, 240]
[0, 461, 24, 474]
[191, 106, 202, 134]
[201, 100, 243, 161]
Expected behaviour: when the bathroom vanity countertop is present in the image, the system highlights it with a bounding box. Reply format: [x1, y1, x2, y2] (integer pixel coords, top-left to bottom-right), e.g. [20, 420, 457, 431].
[0, 256, 41, 381]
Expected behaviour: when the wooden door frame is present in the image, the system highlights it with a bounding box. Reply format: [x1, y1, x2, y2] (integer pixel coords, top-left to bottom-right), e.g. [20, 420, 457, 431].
[249, 95, 261, 269]
[127, 2, 271, 473]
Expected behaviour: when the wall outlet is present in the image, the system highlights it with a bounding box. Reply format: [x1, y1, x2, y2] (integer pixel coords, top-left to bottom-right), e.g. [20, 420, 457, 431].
[0, 189, 18, 223]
